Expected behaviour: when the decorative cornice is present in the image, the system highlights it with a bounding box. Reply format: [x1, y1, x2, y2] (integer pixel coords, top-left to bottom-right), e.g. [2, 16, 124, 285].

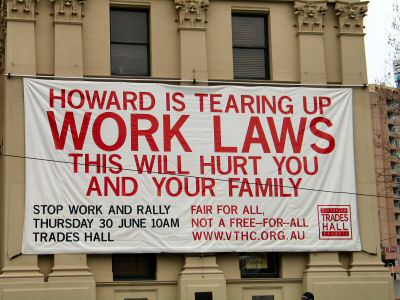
[175, 0, 209, 30]
[294, 1, 327, 33]
[6, 0, 38, 21]
[50, 0, 86, 24]
[335, 1, 368, 34]
[0, 1, 5, 33]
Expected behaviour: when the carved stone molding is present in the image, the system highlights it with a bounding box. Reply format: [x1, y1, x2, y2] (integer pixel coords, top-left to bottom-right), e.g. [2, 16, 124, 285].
[294, 1, 327, 33]
[335, 1, 368, 34]
[175, 0, 209, 30]
[6, 0, 38, 21]
[0, 0, 5, 70]
[50, 0, 86, 24]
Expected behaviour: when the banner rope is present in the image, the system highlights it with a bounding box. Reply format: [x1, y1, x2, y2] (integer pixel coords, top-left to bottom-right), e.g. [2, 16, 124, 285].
[0, 152, 398, 201]
[3, 73, 368, 88]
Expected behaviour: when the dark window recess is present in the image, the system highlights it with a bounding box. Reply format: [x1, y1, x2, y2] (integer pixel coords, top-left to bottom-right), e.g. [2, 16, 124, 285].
[112, 254, 156, 281]
[124, 298, 148, 300]
[110, 8, 150, 76]
[239, 253, 279, 278]
[252, 296, 274, 300]
[195, 292, 213, 300]
[232, 14, 270, 80]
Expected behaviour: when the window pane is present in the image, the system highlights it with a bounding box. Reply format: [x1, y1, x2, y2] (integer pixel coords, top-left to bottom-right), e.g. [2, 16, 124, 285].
[195, 292, 213, 300]
[252, 297, 274, 300]
[112, 254, 156, 280]
[111, 44, 149, 76]
[232, 15, 266, 48]
[110, 10, 148, 44]
[239, 253, 279, 278]
[233, 48, 266, 79]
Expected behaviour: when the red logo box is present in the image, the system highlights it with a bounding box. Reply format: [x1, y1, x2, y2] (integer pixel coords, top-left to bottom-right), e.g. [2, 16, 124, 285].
[317, 205, 352, 240]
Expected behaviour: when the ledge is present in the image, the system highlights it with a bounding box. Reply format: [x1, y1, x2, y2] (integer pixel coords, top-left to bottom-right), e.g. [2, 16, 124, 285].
[226, 278, 303, 284]
[53, 20, 83, 25]
[178, 26, 206, 31]
[96, 280, 178, 287]
[297, 31, 324, 35]
[5, 17, 36, 23]
[95, 278, 303, 287]
[338, 32, 366, 37]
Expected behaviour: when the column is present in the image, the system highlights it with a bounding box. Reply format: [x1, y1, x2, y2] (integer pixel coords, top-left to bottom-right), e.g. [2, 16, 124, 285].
[175, 0, 209, 82]
[335, 0, 380, 261]
[337, 2, 394, 299]
[294, 0, 349, 291]
[0, 0, 43, 281]
[51, 0, 84, 76]
[175, 1, 226, 299]
[336, 1, 368, 85]
[335, 0, 388, 270]
[178, 256, 227, 300]
[47, 0, 93, 283]
[294, 0, 328, 83]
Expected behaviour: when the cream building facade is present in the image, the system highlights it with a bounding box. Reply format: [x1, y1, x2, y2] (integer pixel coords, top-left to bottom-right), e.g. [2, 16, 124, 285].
[0, 0, 395, 300]
[370, 86, 400, 266]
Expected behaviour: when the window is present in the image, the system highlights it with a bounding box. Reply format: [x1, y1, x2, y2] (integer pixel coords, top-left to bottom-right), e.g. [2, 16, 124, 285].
[112, 254, 156, 280]
[239, 253, 279, 278]
[389, 114, 400, 122]
[110, 8, 150, 76]
[195, 292, 213, 300]
[391, 126, 400, 134]
[387, 100, 400, 112]
[392, 139, 400, 147]
[232, 14, 269, 80]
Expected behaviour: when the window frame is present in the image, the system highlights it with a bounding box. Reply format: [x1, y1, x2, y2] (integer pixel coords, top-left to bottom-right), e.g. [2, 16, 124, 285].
[239, 253, 280, 278]
[231, 13, 270, 80]
[110, 7, 151, 77]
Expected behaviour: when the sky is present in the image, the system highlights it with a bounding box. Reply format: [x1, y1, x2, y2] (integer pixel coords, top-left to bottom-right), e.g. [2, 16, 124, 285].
[365, 0, 395, 85]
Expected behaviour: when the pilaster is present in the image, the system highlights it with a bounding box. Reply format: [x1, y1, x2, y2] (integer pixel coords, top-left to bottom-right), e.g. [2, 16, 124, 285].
[296, 2, 348, 295]
[346, 252, 395, 299]
[47, 0, 94, 287]
[48, 254, 93, 281]
[50, 0, 84, 76]
[349, 252, 391, 277]
[6, 0, 37, 21]
[174, 3, 224, 299]
[4, 0, 37, 74]
[175, 0, 209, 81]
[175, 0, 209, 30]
[0, 0, 42, 281]
[0, 1, 6, 70]
[347, 94, 394, 299]
[335, 1, 375, 253]
[178, 256, 227, 300]
[335, 1, 368, 84]
[303, 253, 347, 284]
[335, 2, 393, 298]
[335, 1, 368, 35]
[294, 0, 327, 84]
[302, 253, 348, 298]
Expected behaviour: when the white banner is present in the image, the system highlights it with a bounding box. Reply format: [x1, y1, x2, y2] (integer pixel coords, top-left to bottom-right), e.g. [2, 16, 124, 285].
[22, 79, 361, 254]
